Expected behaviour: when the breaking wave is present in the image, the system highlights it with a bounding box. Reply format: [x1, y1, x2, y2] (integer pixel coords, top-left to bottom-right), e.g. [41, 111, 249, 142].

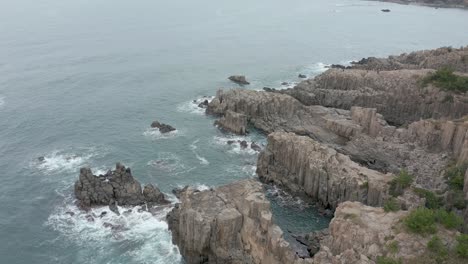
[176, 96, 214, 115]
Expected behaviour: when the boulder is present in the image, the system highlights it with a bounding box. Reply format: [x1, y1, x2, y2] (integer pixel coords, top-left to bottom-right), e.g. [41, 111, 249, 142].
[298, 74, 307, 78]
[198, 99, 209, 108]
[151, 121, 176, 133]
[74, 163, 168, 209]
[228, 75, 250, 85]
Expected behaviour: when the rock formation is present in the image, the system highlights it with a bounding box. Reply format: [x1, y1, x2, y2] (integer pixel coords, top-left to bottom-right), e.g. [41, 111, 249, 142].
[313, 201, 460, 264]
[74, 163, 168, 210]
[257, 132, 392, 209]
[372, 0, 468, 9]
[151, 120, 176, 133]
[167, 179, 313, 264]
[228, 75, 250, 85]
[214, 110, 248, 135]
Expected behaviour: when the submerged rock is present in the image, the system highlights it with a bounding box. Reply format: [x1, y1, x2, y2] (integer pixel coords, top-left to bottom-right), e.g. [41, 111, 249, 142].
[150, 121, 176, 133]
[251, 142, 262, 152]
[381, 9, 391, 12]
[74, 163, 169, 209]
[298, 74, 307, 78]
[198, 99, 209, 108]
[228, 75, 250, 85]
[38, 156, 45, 162]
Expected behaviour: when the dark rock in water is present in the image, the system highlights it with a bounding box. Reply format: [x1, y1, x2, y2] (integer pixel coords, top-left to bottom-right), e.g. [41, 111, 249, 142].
[228, 75, 250, 85]
[298, 74, 307, 78]
[38, 156, 45, 162]
[263, 87, 275, 92]
[143, 184, 169, 205]
[74, 163, 169, 209]
[251, 142, 261, 152]
[109, 202, 120, 215]
[99, 211, 108, 218]
[151, 121, 176, 133]
[172, 186, 189, 199]
[381, 9, 391, 12]
[330, 64, 347, 70]
[103, 222, 113, 228]
[197, 100, 209, 108]
[123, 209, 132, 216]
[240, 140, 248, 149]
[226, 140, 236, 145]
[65, 211, 75, 217]
[281, 82, 289, 86]
[85, 215, 94, 222]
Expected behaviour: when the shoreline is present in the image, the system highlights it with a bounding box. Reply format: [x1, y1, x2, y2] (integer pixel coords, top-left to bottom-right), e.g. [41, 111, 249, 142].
[369, 0, 468, 9]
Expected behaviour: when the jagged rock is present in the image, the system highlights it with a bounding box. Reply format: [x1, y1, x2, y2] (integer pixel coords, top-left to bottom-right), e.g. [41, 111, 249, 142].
[298, 74, 307, 78]
[109, 202, 120, 215]
[240, 140, 248, 149]
[74, 163, 168, 209]
[151, 121, 176, 133]
[198, 99, 209, 108]
[251, 142, 262, 152]
[214, 110, 248, 135]
[143, 184, 169, 205]
[167, 179, 312, 264]
[312, 202, 460, 263]
[65, 211, 75, 217]
[285, 69, 468, 126]
[257, 132, 392, 209]
[99, 211, 107, 218]
[228, 75, 250, 85]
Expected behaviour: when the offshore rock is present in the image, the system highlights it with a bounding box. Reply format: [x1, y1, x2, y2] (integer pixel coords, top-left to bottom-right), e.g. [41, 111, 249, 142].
[257, 132, 392, 209]
[74, 163, 169, 209]
[151, 120, 176, 133]
[313, 201, 460, 263]
[167, 179, 313, 264]
[228, 75, 250, 85]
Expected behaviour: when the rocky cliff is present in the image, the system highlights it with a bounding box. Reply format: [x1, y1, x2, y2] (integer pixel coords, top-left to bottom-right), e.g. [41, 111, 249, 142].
[257, 132, 391, 209]
[74, 163, 168, 210]
[167, 179, 313, 264]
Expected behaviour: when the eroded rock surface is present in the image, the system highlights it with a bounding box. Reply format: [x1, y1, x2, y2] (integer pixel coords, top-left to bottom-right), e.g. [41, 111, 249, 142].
[167, 179, 313, 264]
[214, 110, 248, 135]
[74, 163, 168, 209]
[257, 132, 392, 209]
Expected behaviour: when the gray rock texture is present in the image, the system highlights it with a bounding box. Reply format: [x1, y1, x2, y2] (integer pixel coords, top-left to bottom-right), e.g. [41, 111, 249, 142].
[151, 121, 176, 133]
[167, 179, 313, 264]
[214, 110, 248, 135]
[74, 163, 168, 209]
[228, 75, 250, 85]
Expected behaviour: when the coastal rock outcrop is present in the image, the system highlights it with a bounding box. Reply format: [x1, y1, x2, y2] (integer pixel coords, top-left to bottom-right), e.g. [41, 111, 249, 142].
[228, 75, 250, 85]
[257, 132, 392, 209]
[74, 163, 168, 210]
[313, 201, 460, 264]
[151, 120, 176, 133]
[167, 179, 312, 264]
[214, 110, 248, 135]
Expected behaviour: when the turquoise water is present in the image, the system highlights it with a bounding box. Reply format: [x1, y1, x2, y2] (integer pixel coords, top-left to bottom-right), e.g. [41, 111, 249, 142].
[1, 0, 468, 263]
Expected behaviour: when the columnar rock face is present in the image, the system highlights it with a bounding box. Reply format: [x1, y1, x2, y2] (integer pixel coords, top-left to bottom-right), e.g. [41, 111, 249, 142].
[257, 132, 392, 209]
[313, 202, 459, 264]
[285, 69, 468, 126]
[214, 110, 248, 135]
[167, 179, 313, 264]
[350, 45, 468, 72]
[74, 163, 168, 209]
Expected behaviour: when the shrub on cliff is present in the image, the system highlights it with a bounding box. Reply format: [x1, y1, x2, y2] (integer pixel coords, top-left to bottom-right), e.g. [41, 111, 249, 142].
[445, 163, 468, 210]
[389, 170, 413, 197]
[384, 198, 400, 212]
[420, 68, 468, 93]
[434, 209, 463, 229]
[413, 188, 444, 209]
[457, 234, 468, 258]
[376, 256, 402, 264]
[405, 208, 463, 234]
[427, 235, 448, 260]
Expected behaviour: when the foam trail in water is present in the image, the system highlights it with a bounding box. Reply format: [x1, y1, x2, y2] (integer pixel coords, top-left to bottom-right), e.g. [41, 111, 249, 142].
[266, 185, 309, 211]
[177, 96, 214, 115]
[47, 195, 181, 264]
[35, 148, 99, 174]
[213, 135, 260, 155]
[143, 128, 179, 140]
[147, 152, 185, 172]
[190, 139, 209, 165]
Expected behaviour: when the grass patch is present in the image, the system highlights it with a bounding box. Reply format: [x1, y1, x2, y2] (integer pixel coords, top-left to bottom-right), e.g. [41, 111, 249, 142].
[445, 163, 468, 210]
[413, 187, 444, 209]
[387, 241, 399, 254]
[389, 170, 413, 197]
[456, 234, 468, 258]
[376, 256, 402, 264]
[427, 236, 448, 258]
[404, 208, 462, 235]
[384, 198, 400, 212]
[420, 68, 468, 93]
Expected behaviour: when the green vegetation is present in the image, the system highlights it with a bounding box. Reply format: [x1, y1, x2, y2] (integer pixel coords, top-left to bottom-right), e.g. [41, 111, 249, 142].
[404, 208, 463, 235]
[420, 68, 468, 93]
[387, 241, 399, 254]
[376, 256, 402, 264]
[384, 198, 400, 212]
[389, 170, 413, 197]
[445, 163, 467, 210]
[427, 236, 448, 259]
[413, 187, 444, 209]
[456, 234, 468, 258]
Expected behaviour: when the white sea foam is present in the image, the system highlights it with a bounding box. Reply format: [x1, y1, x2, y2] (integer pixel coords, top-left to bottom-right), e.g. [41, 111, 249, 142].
[36, 149, 98, 174]
[47, 196, 181, 264]
[0, 96, 4, 108]
[190, 139, 209, 165]
[147, 152, 185, 172]
[266, 185, 309, 211]
[176, 96, 214, 115]
[213, 135, 259, 155]
[143, 127, 179, 140]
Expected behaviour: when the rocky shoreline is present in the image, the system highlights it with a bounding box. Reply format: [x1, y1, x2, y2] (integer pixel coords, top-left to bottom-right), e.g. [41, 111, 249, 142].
[372, 0, 468, 9]
[72, 45, 468, 263]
